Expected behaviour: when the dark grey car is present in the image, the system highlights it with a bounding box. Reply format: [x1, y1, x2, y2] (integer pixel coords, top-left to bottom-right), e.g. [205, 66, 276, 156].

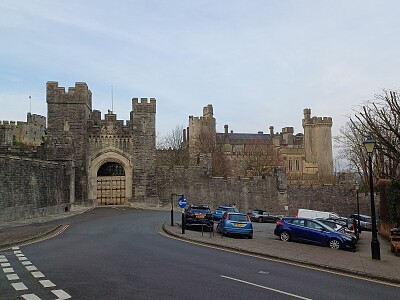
[248, 210, 280, 223]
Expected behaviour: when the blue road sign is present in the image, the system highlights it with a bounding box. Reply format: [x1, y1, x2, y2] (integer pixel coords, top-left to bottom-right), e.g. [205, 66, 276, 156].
[178, 197, 187, 209]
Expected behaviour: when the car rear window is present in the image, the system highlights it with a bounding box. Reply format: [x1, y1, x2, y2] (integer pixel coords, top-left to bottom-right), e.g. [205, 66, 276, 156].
[229, 214, 248, 222]
[191, 208, 211, 213]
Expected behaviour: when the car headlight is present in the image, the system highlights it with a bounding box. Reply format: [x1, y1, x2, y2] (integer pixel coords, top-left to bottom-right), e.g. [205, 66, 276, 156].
[341, 234, 353, 241]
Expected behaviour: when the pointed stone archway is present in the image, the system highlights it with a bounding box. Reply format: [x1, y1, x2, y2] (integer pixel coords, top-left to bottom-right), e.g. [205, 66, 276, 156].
[88, 148, 133, 205]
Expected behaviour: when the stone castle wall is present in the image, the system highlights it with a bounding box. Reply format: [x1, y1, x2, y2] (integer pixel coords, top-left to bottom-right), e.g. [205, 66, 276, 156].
[0, 155, 71, 222]
[157, 163, 374, 217]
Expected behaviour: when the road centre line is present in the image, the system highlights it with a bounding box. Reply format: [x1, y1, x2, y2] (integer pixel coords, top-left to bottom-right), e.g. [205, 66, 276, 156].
[220, 275, 312, 300]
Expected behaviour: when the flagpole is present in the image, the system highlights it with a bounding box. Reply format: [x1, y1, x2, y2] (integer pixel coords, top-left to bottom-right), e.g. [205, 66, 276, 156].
[29, 95, 32, 114]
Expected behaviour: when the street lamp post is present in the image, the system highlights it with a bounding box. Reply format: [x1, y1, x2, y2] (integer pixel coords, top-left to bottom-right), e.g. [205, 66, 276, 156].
[363, 137, 380, 260]
[355, 183, 361, 233]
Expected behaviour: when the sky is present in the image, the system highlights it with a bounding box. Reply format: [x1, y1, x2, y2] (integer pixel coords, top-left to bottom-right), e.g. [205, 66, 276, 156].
[1, 0, 400, 156]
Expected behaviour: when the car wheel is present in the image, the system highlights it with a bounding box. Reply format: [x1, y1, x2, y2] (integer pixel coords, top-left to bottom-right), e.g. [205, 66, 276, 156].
[258, 217, 263, 223]
[280, 231, 290, 242]
[329, 238, 341, 249]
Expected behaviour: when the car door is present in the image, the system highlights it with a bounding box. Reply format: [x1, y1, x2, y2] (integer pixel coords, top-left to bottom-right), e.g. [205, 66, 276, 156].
[304, 220, 328, 245]
[288, 219, 309, 241]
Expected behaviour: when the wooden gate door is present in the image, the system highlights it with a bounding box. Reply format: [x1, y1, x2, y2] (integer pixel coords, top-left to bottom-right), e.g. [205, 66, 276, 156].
[97, 176, 126, 205]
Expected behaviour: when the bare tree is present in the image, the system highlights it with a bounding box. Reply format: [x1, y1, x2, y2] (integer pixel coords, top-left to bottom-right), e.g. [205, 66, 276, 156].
[335, 90, 400, 187]
[241, 141, 283, 177]
[351, 90, 400, 180]
[157, 125, 188, 166]
[193, 128, 230, 176]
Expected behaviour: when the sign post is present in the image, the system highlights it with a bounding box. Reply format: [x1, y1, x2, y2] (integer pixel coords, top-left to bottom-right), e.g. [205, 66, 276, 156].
[171, 193, 184, 226]
[178, 197, 187, 234]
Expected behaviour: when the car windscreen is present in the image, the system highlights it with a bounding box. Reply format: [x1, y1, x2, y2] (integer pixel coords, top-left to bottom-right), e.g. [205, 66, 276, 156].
[229, 214, 248, 222]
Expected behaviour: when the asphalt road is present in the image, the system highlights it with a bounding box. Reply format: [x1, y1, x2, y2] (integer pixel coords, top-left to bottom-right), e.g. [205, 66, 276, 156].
[0, 207, 398, 299]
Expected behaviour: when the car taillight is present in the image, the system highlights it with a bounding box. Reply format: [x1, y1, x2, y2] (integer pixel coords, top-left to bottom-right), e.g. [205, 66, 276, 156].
[206, 213, 212, 219]
[276, 221, 283, 226]
[247, 215, 251, 222]
[226, 214, 230, 220]
[186, 212, 194, 217]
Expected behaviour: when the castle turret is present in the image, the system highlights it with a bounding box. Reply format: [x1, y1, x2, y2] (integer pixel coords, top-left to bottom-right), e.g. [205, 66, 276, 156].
[46, 81, 92, 203]
[188, 104, 216, 165]
[302, 108, 333, 181]
[130, 97, 157, 203]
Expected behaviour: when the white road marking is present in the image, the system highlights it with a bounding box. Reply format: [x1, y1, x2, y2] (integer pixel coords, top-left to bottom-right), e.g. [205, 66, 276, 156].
[6, 274, 20, 280]
[221, 275, 312, 300]
[52, 289, 71, 299]
[21, 293, 42, 300]
[31, 271, 45, 278]
[22, 261, 32, 265]
[1, 262, 11, 267]
[16, 253, 25, 257]
[3, 267, 14, 273]
[0, 258, 8, 263]
[11, 282, 28, 291]
[0, 255, 5, 258]
[12, 246, 20, 250]
[26, 265, 37, 271]
[14, 250, 22, 254]
[39, 279, 56, 288]
[19, 256, 28, 261]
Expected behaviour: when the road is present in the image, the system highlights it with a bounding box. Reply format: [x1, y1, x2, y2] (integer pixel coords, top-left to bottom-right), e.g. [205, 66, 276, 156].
[0, 207, 398, 299]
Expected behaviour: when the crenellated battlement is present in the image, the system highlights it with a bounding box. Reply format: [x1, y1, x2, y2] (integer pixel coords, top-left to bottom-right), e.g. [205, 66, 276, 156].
[46, 81, 92, 106]
[132, 97, 156, 113]
[303, 116, 332, 126]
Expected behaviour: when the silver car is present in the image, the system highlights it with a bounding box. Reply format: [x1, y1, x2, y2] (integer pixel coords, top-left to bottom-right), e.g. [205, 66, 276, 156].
[349, 214, 373, 230]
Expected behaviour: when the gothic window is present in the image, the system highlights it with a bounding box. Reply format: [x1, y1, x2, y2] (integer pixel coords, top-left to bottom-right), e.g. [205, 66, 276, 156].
[289, 159, 293, 171]
[296, 159, 300, 171]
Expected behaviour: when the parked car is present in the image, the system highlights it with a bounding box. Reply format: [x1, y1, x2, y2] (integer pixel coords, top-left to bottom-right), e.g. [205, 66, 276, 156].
[316, 218, 357, 240]
[349, 214, 373, 231]
[274, 217, 356, 250]
[184, 205, 214, 229]
[248, 210, 280, 223]
[216, 212, 253, 239]
[297, 208, 340, 219]
[213, 205, 239, 220]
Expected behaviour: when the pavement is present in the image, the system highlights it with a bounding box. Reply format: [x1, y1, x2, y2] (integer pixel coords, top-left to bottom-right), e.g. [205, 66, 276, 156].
[0, 207, 399, 286]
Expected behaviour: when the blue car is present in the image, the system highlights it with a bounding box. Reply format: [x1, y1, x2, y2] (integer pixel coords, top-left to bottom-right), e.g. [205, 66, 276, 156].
[213, 205, 239, 220]
[216, 212, 253, 239]
[274, 217, 356, 250]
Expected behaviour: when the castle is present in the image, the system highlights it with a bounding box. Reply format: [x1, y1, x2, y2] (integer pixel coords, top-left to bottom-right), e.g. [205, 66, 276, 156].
[0, 81, 336, 217]
[185, 104, 333, 183]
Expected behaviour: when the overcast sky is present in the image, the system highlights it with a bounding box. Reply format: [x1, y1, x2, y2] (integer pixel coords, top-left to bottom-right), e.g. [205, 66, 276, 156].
[1, 1, 399, 155]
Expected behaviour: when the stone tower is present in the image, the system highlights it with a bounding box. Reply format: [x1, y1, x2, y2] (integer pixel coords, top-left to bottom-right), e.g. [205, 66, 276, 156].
[188, 104, 216, 164]
[130, 98, 158, 203]
[302, 108, 333, 181]
[46, 81, 92, 203]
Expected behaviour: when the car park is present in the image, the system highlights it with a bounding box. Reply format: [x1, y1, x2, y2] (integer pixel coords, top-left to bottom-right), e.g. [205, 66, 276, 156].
[184, 205, 214, 230]
[349, 214, 373, 231]
[248, 210, 280, 223]
[274, 217, 356, 250]
[216, 212, 253, 239]
[213, 205, 239, 220]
